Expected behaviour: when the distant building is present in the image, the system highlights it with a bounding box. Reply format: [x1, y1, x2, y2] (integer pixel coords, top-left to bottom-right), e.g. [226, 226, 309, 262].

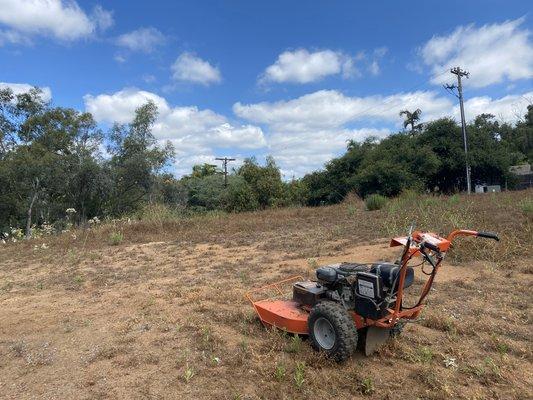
[475, 184, 501, 193]
[509, 164, 533, 190]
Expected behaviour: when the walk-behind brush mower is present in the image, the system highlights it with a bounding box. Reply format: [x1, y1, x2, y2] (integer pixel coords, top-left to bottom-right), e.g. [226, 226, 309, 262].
[246, 228, 499, 361]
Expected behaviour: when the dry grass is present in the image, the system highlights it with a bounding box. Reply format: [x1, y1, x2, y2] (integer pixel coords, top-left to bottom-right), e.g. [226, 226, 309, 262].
[0, 190, 531, 399]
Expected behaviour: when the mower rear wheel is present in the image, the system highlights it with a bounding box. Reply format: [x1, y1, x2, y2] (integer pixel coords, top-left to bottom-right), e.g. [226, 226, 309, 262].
[308, 301, 358, 362]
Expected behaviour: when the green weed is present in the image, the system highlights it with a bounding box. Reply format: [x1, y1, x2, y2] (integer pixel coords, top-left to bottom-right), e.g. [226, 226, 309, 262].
[286, 334, 302, 353]
[365, 194, 387, 211]
[360, 377, 375, 395]
[294, 361, 305, 389]
[108, 231, 123, 245]
[274, 362, 286, 381]
[183, 365, 194, 383]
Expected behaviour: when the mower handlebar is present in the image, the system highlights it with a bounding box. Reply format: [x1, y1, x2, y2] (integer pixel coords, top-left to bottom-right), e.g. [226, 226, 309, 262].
[476, 231, 500, 241]
[420, 241, 440, 253]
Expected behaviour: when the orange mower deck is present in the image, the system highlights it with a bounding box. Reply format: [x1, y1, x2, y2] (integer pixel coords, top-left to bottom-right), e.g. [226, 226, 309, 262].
[253, 300, 309, 335]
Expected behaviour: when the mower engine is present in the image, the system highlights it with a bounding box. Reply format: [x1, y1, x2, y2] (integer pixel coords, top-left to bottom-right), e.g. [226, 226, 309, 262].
[293, 262, 415, 320]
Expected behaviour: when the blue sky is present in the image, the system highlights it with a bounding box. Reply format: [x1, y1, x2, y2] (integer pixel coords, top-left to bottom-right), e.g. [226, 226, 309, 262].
[1, 1, 532, 177]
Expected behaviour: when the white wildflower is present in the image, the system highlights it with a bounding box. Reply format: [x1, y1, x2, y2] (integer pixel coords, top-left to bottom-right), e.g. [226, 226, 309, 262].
[88, 216, 100, 225]
[444, 356, 457, 369]
[66, 208, 77, 214]
[41, 223, 53, 235]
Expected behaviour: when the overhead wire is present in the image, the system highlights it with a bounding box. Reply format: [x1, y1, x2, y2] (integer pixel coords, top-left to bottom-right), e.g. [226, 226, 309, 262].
[344, 69, 451, 123]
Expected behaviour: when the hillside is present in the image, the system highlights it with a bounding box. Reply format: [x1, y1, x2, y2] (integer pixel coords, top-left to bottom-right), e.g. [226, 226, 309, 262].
[0, 190, 532, 400]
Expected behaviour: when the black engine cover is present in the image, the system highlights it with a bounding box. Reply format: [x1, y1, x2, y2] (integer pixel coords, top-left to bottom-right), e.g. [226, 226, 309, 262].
[293, 281, 326, 306]
[316, 267, 337, 284]
[370, 263, 414, 290]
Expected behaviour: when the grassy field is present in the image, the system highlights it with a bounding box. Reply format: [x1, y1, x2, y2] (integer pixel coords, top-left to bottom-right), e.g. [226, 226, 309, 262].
[0, 190, 531, 399]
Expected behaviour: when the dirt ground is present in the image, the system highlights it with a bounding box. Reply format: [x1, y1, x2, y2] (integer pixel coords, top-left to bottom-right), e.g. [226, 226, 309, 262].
[0, 192, 532, 399]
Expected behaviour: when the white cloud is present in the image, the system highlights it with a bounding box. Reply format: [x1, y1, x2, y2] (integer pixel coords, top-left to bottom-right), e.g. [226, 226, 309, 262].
[84, 89, 169, 124]
[114, 54, 126, 64]
[260, 49, 360, 84]
[460, 91, 533, 122]
[92, 5, 113, 31]
[0, 82, 52, 102]
[84, 88, 264, 174]
[234, 90, 454, 131]
[368, 47, 388, 76]
[269, 128, 390, 177]
[234, 88, 532, 176]
[0, 0, 113, 42]
[116, 27, 165, 53]
[171, 52, 221, 85]
[260, 48, 388, 84]
[142, 74, 156, 84]
[368, 61, 380, 76]
[0, 29, 32, 46]
[83, 86, 533, 178]
[421, 18, 533, 88]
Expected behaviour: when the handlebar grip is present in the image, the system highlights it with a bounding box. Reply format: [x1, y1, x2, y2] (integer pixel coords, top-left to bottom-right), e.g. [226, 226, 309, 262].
[421, 241, 440, 252]
[477, 231, 500, 241]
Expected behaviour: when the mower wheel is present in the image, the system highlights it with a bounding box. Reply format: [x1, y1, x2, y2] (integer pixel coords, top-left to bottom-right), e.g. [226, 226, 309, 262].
[308, 301, 358, 362]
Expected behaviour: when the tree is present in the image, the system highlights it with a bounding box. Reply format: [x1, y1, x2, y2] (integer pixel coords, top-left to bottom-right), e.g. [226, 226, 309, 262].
[0, 88, 106, 235]
[238, 156, 285, 208]
[399, 109, 422, 134]
[509, 105, 533, 162]
[107, 101, 174, 215]
[190, 163, 218, 178]
[0, 87, 48, 156]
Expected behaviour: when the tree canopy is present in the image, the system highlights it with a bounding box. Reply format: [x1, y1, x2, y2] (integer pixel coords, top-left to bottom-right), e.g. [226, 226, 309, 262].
[0, 85, 531, 236]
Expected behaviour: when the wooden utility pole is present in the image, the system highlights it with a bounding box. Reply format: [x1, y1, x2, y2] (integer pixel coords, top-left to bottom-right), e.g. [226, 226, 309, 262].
[445, 67, 471, 194]
[215, 157, 236, 187]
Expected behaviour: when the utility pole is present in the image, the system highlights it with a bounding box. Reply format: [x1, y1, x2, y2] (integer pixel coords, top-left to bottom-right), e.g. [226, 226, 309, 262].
[445, 67, 471, 194]
[215, 157, 236, 187]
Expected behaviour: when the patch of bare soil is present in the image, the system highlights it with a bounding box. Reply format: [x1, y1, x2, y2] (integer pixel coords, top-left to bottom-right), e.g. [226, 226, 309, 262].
[0, 195, 532, 399]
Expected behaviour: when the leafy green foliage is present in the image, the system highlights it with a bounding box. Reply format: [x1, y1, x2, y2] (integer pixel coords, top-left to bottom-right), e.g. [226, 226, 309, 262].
[107, 101, 174, 215]
[238, 156, 285, 208]
[303, 111, 532, 204]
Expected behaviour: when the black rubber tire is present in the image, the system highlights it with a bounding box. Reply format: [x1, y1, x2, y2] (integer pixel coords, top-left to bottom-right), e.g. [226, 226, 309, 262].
[308, 301, 358, 362]
[390, 321, 406, 338]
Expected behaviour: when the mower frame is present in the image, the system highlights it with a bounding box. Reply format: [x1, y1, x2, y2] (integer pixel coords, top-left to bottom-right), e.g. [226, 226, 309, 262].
[245, 229, 498, 334]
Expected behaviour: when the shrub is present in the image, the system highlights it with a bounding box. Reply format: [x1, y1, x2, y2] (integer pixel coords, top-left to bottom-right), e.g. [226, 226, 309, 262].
[365, 194, 387, 211]
[224, 177, 259, 212]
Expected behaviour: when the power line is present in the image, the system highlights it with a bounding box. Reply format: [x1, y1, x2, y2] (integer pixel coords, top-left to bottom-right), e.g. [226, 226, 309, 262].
[445, 67, 471, 194]
[215, 157, 236, 187]
[343, 69, 450, 124]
